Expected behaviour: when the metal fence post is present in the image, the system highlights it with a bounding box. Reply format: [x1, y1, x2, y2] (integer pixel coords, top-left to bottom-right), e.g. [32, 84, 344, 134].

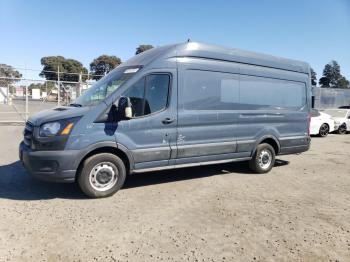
[57, 65, 60, 106]
[79, 71, 82, 97]
[6, 84, 9, 105]
[25, 84, 28, 121]
[25, 65, 29, 122]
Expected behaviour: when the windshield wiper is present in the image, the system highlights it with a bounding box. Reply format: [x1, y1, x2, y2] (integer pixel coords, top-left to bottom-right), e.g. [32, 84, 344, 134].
[69, 103, 82, 107]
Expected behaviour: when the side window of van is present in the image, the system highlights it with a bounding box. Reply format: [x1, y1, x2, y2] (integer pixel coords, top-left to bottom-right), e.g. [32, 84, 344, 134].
[239, 75, 306, 109]
[145, 74, 170, 114]
[182, 70, 239, 110]
[182, 70, 306, 110]
[123, 74, 170, 117]
[123, 78, 145, 117]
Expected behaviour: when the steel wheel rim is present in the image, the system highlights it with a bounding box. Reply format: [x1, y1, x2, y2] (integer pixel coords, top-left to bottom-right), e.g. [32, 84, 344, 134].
[258, 149, 272, 169]
[89, 162, 118, 191]
[320, 124, 329, 137]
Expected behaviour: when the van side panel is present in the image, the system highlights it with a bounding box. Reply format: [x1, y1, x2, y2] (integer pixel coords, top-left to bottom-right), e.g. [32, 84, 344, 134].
[176, 57, 310, 160]
[236, 66, 310, 154]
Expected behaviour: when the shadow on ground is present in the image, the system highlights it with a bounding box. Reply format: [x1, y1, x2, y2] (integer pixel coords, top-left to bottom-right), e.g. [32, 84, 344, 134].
[0, 161, 85, 201]
[0, 159, 289, 201]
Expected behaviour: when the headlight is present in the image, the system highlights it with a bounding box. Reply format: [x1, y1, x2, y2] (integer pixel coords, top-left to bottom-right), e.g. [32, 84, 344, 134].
[39, 117, 80, 137]
[40, 122, 61, 137]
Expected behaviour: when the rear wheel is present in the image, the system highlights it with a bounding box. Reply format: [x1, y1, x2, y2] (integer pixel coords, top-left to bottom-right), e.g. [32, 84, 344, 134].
[249, 143, 275, 174]
[338, 124, 347, 135]
[319, 123, 329, 137]
[78, 153, 126, 198]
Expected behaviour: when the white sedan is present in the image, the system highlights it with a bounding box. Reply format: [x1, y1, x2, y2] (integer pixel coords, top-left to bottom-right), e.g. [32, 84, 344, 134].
[310, 109, 335, 137]
[323, 109, 350, 134]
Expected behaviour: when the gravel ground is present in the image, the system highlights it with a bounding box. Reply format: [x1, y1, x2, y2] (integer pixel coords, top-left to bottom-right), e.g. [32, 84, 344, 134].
[0, 126, 349, 262]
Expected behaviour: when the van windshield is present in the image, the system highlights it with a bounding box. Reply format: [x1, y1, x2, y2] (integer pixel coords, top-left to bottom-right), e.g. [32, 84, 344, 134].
[74, 66, 140, 106]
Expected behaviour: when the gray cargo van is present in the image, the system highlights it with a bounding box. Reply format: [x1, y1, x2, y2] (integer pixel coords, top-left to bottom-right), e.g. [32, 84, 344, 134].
[19, 42, 311, 198]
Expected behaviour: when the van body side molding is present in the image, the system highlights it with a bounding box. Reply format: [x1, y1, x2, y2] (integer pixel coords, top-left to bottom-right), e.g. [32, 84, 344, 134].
[132, 157, 251, 174]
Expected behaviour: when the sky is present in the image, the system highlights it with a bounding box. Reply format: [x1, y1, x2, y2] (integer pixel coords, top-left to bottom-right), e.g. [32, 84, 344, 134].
[0, 0, 350, 82]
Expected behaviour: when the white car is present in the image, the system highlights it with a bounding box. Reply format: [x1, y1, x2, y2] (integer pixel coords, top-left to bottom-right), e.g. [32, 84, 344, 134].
[310, 109, 335, 137]
[323, 109, 350, 134]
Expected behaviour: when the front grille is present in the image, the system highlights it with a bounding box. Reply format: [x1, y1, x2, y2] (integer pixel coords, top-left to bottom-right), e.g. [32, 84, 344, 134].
[23, 121, 34, 147]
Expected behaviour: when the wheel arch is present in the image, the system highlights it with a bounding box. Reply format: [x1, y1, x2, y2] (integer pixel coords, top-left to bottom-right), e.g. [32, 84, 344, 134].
[252, 135, 280, 156]
[75, 142, 134, 177]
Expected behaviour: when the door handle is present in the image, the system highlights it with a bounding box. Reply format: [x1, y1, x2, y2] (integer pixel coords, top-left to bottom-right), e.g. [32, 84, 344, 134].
[162, 118, 175, 124]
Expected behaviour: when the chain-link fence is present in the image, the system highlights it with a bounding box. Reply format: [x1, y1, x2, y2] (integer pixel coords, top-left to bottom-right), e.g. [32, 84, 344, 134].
[0, 67, 102, 124]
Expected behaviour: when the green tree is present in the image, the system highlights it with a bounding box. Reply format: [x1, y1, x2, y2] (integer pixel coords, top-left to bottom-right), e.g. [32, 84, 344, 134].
[338, 76, 349, 89]
[90, 55, 121, 80]
[310, 68, 317, 86]
[135, 44, 154, 55]
[319, 76, 330, 87]
[39, 56, 88, 82]
[0, 64, 22, 87]
[319, 60, 349, 88]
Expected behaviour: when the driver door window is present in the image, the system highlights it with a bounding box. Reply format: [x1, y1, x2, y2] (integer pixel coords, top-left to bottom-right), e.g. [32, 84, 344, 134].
[123, 74, 170, 118]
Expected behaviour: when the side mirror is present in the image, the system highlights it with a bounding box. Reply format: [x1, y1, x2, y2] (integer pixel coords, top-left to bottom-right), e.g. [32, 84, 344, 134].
[117, 97, 133, 119]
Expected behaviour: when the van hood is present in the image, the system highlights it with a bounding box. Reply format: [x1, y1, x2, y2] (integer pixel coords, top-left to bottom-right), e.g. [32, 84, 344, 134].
[28, 106, 91, 126]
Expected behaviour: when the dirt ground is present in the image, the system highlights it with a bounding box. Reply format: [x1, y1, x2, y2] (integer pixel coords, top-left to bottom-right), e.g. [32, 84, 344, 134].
[0, 126, 349, 262]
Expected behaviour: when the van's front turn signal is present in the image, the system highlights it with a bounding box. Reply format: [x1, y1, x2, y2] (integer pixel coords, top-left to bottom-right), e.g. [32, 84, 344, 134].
[61, 123, 74, 135]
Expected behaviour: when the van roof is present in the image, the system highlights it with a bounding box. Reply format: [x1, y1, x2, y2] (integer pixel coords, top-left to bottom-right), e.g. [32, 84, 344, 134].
[123, 42, 310, 74]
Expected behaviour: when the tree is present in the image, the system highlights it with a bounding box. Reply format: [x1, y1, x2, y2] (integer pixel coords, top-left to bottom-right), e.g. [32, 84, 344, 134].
[39, 56, 88, 82]
[135, 44, 154, 55]
[319, 76, 330, 87]
[90, 55, 121, 80]
[338, 76, 349, 89]
[310, 68, 317, 86]
[319, 60, 349, 88]
[0, 64, 22, 87]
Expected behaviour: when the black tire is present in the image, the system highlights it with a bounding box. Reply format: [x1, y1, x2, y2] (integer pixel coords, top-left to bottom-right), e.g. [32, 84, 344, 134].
[77, 153, 126, 198]
[338, 124, 347, 135]
[249, 143, 276, 174]
[318, 123, 329, 137]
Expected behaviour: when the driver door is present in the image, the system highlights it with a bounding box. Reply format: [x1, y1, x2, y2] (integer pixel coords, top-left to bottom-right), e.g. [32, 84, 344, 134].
[114, 69, 177, 170]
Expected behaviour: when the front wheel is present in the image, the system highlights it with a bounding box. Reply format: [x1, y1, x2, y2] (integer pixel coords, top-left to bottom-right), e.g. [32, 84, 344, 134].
[338, 124, 347, 135]
[319, 123, 329, 137]
[77, 153, 126, 198]
[249, 143, 276, 174]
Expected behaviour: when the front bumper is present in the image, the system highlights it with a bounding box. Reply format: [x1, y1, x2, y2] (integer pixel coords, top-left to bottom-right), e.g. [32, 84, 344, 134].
[19, 141, 78, 183]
